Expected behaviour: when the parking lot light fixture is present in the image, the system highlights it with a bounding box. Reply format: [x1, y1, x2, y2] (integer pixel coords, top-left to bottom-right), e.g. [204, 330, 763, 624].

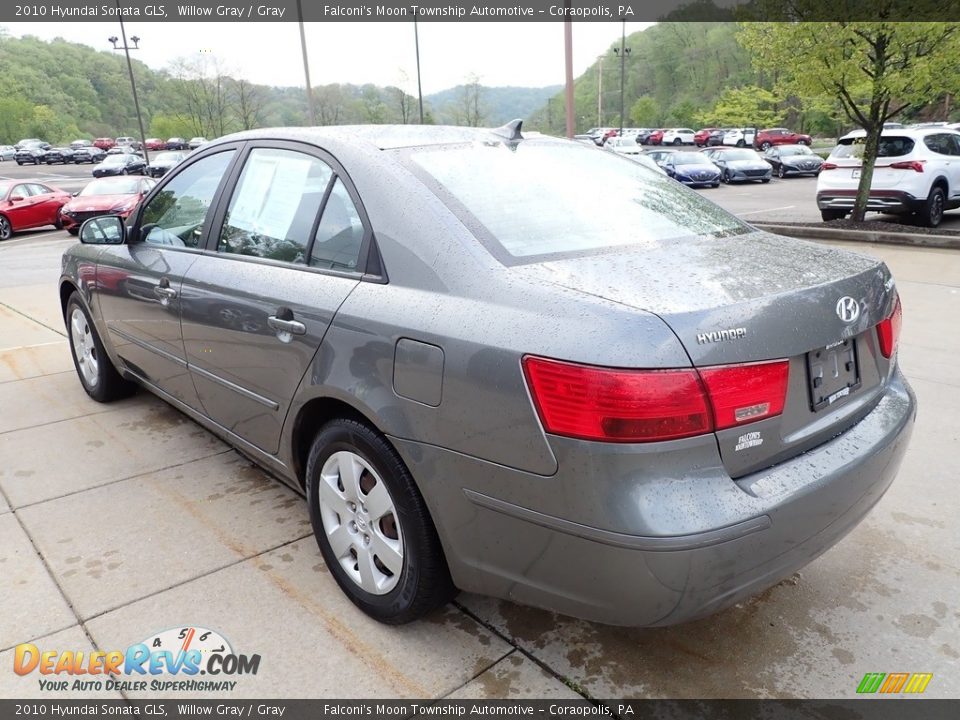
[107, 4, 150, 164]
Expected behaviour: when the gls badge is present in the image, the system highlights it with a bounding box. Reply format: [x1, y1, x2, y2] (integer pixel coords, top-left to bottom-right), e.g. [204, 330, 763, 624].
[836, 296, 860, 323]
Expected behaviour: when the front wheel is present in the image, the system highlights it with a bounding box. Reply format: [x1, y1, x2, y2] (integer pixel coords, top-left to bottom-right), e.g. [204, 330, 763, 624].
[306, 419, 455, 624]
[672, 138, 682, 146]
[736, 140, 745, 148]
[0, 214, 12, 241]
[66, 293, 135, 402]
[777, 165, 786, 178]
[760, 142, 772, 151]
[761, 178, 771, 184]
[711, 183, 720, 188]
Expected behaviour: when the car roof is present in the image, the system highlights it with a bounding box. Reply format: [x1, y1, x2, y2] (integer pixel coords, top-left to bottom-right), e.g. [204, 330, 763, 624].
[214, 124, 545, 152]
[839, 127, 960, 140]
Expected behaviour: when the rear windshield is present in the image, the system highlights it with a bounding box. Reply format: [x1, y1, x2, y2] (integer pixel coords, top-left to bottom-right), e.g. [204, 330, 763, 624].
[671, 152, 709, 165]
[406, 140, 747, 261]
[779, 146, 814, 156]
[718, 150, 758, 161]
[832, 136, 914, 159]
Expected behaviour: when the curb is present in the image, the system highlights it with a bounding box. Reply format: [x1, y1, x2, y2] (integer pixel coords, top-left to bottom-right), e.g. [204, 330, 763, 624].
[752, 222, 960, 250]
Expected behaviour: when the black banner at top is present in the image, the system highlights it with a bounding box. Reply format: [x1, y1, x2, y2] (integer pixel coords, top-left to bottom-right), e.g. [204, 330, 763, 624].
[4, 0, 960, 23]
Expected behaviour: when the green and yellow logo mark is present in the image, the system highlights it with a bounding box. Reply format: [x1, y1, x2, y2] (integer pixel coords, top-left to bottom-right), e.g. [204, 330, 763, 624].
[857, 672, 933, 694]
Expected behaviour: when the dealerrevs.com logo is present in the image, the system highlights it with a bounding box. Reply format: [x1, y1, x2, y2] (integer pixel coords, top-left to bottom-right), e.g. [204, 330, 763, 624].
[13, 626, 260, 693]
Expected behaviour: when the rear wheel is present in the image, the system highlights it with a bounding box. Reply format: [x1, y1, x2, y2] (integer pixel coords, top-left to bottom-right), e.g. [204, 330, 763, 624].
[760, 141, 772, 151]
[673, 138, 682, 145]
[777, 165, 786, 178]
[65, 292, 135, 402]
[917, 186, 945, 228]
[820, 209, 848, 222]
[306, 419, 455, 624]
[0, 214, 11, 240]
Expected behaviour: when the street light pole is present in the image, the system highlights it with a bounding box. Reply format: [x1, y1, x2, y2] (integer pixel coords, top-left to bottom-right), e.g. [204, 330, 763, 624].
[414, 17, 424, 123]
[108, 0, 149, 164]
[612, 20, 631, 137]
[296, 0, 316, 126]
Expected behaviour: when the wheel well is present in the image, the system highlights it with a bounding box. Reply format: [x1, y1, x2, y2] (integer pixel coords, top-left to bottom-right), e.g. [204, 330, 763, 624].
[59, 281, 78, 318]
[291, 396, 380, 489]
[932, 176, 949, 194]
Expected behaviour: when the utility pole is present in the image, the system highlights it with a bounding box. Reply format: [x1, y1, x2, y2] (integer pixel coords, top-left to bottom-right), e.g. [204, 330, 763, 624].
[613, 20, 631, 137]
[296, 0, 316, 126]
[108, 0, 149, 164]
[597, 56, 603, 127]
[563, 12, 574, 138]
[414, 17, 424, 123]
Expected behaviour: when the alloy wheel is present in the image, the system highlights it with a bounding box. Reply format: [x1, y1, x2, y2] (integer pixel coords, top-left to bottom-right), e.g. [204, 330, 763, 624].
[0, 215, 11, 240]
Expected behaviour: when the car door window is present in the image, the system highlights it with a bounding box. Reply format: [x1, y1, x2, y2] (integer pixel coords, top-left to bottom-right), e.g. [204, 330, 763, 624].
[309, 178, 365, 271]
[27, 184, 51, 196]
[140, 150, 235, 248]
[11, 184, 31, 199]
[217, 148, 333, 264]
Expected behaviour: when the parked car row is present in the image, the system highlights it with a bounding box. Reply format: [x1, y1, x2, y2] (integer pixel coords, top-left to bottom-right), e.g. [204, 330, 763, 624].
[5, 135, 214, 161]
[591, 126, 815, 151]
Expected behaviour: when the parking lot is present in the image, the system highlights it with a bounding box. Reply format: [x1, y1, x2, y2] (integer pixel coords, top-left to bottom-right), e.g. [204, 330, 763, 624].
[1, 162, 958, 700]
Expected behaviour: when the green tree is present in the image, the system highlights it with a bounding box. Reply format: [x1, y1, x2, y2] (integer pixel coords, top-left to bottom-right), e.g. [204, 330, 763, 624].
[698, 85, 781, 127]
[629, 96, 660, 126]
[739, 18, 960, 222]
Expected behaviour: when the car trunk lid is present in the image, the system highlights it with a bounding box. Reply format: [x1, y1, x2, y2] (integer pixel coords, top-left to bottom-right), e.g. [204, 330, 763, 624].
[515, 230, 898, 477]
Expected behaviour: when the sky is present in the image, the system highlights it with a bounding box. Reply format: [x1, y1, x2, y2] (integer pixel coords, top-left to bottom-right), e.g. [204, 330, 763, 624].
[6, 21, 653, 94]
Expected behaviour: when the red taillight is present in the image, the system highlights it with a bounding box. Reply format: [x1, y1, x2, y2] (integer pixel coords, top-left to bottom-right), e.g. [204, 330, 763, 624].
[877, 295, 902, 359]
[522, 356, 790, 443]
[522, 357, 711, 443]
[698, 360, 790, 430]
[890, 160, 925, 172]
[821, 162, 838, 170]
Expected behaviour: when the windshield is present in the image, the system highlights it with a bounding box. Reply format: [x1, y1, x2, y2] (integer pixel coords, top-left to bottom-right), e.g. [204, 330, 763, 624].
[833, 136, 914, 159]
[616, 137, 638, 147]
[80, 178, 140, 196]
[672, 152, 710, 165]
[102, 154, 133, 164]
[720, 150, 759, 161]
[407, 140, 747, 261]
[780, 146, 814, 156]
[154, 152, 183, 163]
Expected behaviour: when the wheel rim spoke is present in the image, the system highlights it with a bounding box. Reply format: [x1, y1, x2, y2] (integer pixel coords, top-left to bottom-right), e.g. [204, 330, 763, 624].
[370, 532, 403, 576]
[319, 471, 351, 517]
[337, 452, 363, 500]
[363, 481, 392, 521]
[355, 546, 380, 593]
[326, 524, 353, 560]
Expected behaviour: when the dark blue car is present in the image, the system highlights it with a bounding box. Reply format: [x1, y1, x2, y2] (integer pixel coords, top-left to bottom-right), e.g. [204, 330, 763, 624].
[660, 151, 721, 187]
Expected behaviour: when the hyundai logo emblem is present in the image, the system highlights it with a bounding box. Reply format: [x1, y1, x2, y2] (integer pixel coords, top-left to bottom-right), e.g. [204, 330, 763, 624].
[836, 296, 860, 323]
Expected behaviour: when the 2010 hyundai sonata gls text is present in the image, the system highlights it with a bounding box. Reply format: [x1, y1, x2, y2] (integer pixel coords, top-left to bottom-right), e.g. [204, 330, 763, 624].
[59, 124, 916, 626]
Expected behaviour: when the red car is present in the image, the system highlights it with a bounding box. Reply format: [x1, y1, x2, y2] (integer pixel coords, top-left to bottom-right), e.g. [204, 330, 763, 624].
[93, 137, 116, 151]
[754, 128, 812, 150]
[694, 128, 718, 147]
[57, 176, 156, 235]
[647, 129, 665, 146]
[0, 181, 71, 240]
[144, 138, 167, 151]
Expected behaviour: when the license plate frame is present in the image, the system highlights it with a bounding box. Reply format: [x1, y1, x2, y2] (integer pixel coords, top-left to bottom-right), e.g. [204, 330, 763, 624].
[806, 338, 861, 412]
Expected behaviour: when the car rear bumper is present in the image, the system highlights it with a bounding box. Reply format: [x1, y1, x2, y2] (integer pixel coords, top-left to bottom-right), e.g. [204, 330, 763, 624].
[395, 369, 915, 626]
[817, 189, 922, 213]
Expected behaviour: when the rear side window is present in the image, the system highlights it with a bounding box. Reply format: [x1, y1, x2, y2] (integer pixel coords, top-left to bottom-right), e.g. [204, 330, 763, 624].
[832, 136, 914, 159]
[217, 148, 333, 264]
[408, 140, 747, 261]
[309, 179, 365, 271]
[923, 134, 960, 156]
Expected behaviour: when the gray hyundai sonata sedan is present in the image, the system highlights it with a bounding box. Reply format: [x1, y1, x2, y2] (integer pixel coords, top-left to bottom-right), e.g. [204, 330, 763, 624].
[59, 123, 915, 626]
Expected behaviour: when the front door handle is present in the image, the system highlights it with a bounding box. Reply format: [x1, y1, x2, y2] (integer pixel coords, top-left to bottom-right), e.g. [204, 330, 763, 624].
[154, 277, 178, 300]
[267, 306, 306, 336]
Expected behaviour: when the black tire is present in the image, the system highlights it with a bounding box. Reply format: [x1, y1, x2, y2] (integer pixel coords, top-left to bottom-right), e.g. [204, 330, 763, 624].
[306, 419, 455, 624]
[736, 139, 745, 148]
[65, 292, 135, 402]
[761, 178, 771, 183]
[67, 228, 79, 236]
[777, 165, 786, 178]
[721, 170, 731, 184]
[821, 209, 847, 221]
[16, 161, 23, 166]
[54, 213, 63, 230]
[917, 185, 945, 228]
[0, 214, 11, 241]
[673, 138, 682, 146]
[760, 141, 772, 151]
[121, 168, 129, 175]
[799, 139, 811, 146]
[711, 183, 720, 188]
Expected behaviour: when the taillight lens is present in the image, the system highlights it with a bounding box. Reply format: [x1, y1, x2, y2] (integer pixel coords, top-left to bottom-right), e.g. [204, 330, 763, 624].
[522, 356, 790, 443]
[877, 295, 903, 358]
[698, 360, 790, 430]
[522, 357, 711, 443]
[889, 160, 925, 172]
[821, 162, 837, 170]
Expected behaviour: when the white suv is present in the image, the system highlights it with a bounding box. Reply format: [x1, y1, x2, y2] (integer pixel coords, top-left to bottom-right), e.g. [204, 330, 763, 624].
[722, 128, 756, 147]
[817, 128, 960, 227]
[661, 128, 695, 146]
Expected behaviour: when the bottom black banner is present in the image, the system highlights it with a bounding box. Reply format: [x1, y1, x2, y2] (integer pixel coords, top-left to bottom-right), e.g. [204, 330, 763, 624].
[0, 700, 957, 720]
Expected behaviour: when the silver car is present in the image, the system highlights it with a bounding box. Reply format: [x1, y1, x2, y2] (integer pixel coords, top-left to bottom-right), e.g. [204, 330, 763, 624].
[59, 124, 916, 626]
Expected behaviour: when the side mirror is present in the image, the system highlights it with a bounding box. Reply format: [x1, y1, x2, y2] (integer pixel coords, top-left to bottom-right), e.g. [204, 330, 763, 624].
[80, 215, 125, 245]
[71, 192, 79, 197]
[9, 195, 23, 202]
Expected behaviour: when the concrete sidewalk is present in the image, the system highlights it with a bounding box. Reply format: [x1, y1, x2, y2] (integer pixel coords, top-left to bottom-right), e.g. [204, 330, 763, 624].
[0, 234, 957, 700]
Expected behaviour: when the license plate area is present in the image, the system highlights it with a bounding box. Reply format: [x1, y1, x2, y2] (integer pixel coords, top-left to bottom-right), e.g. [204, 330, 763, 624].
[806, 339, 861, 411]
[851, 168, 861, 179]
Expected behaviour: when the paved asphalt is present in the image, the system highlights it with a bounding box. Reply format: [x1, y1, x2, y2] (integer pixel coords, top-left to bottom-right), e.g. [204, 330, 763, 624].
[0, 158, 957, 700]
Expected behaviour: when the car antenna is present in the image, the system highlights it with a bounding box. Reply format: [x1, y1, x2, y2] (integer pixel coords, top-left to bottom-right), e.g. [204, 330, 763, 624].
[491, 119, 524, 143]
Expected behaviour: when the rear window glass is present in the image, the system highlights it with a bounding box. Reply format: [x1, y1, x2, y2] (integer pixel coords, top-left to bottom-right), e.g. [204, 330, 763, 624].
[407, 141, 747, 261]
[832, 136, 914, 159]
